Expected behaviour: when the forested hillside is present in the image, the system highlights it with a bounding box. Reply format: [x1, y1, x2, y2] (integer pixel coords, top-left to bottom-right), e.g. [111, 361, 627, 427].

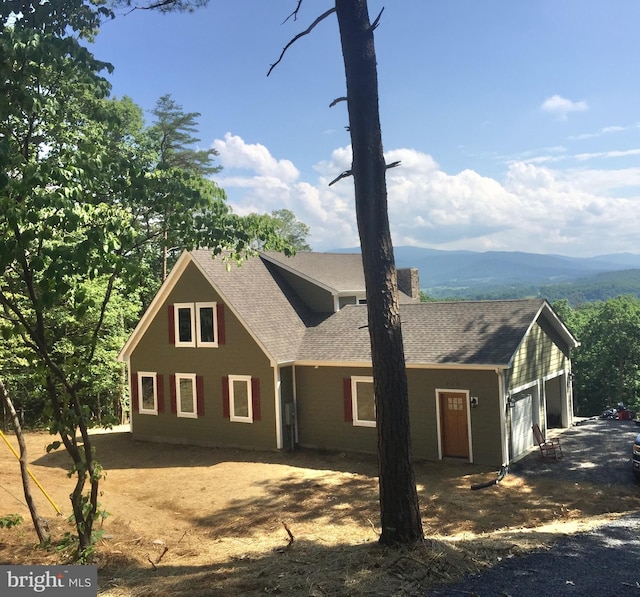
[426, 269, 640, 304]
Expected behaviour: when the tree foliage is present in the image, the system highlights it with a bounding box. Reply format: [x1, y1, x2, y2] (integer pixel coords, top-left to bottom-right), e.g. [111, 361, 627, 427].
[0, 0, 292, 558]
[269, 209, 312, 251]
[554, 296, 640, 416]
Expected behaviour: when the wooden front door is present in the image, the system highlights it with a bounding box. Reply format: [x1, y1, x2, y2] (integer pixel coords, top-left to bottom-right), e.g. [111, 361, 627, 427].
[439, 392, 469, 458]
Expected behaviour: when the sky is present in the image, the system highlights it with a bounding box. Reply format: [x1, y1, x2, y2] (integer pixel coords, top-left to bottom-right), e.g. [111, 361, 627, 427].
[89, 0, 640, 257]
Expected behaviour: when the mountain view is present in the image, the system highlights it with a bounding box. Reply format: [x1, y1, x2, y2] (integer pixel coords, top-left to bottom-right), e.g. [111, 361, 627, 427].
[333, 246, 640, 303]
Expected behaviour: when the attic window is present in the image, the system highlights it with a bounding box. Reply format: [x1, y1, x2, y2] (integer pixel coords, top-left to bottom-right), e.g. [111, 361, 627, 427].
[172, 302, 220, 347]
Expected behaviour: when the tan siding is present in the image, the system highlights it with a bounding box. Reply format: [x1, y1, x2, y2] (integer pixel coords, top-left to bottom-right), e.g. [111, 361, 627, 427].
[130, 262, 277, 450]
[407, 369, 503, 466]
[296, 366, 377, 453]
[509, 322, 568, 390]
[296, 365, 503, 466]
[274, 268, 335, 313]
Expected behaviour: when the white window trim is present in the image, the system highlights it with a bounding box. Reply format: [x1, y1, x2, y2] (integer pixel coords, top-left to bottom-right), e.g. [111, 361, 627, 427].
[195, 301, 218, 348]
[229, 374, 253, 424]
[175, 373, 198, 419]
[174, 303, 196, 347]
[137, 372, 158, 416]
[351, 376, 376, 427]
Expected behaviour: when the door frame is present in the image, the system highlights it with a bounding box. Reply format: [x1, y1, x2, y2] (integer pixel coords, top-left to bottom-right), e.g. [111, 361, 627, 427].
[435, 388, 473, 462]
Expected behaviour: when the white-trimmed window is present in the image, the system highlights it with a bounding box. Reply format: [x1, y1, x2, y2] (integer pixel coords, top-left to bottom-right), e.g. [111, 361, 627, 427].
[176, 373, 198, 418]
[173, 302, 219, 347]
[229, 375, 253, 423]
[352, 376, 376, 427]
[174, 303, 196, 347]
[138, 372, 158, 415]
[195, 302, 218, 347]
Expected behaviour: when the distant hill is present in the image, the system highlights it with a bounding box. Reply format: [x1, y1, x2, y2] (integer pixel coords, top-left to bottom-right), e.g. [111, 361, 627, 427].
[330, 246, 640, 303]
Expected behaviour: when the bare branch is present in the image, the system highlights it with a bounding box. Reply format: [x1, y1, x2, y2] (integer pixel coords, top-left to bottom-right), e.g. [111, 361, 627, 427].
[268, 8, 337, 77]
[330, 97, 347, 108]
[369, 7, 385, 32]
[328, 169, 352, 186]
[283, 0, 303, 24]
[385, 160, 401, 170]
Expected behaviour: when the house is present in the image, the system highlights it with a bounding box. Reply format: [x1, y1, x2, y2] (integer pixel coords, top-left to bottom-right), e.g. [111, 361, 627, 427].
[118, 250, 579, 466]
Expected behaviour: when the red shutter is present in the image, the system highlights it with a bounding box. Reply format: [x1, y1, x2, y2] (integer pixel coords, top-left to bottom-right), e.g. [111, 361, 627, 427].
[170, 374, 177, 414]
[343, 378, 353, 422]
[196, 375, 205, 416]
[131, 372, 139, 413]
[222, 376, 230, 418]
[251, 378, 261, 421]
[168, 305, 175, 344]
[216, 303, 225, 345]
[156, 374, 164, 413]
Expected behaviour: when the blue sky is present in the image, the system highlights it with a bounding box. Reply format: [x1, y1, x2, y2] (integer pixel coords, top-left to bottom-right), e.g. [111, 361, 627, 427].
[90, 1, 640, 256]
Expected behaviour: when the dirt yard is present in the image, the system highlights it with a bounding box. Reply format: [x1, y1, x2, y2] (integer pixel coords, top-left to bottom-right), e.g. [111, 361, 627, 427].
[1, 422, 639, 596]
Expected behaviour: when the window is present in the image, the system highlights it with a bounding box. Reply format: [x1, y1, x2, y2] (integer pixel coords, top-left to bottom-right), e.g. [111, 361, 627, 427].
[229, 375, 253, 423]
[172, 302, 220, 347]
[174, 303, 195, 347]
[137, 372, 158, 415]
[352, 376, 376, 427]
[175, 373, 198, 418]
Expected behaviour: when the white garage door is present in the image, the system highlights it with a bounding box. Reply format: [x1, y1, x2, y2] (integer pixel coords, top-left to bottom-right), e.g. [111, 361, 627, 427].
[511, 392, 534, 459]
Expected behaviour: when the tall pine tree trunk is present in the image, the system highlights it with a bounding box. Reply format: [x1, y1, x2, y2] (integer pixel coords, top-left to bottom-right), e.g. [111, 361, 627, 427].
[335, 0, 423, 544]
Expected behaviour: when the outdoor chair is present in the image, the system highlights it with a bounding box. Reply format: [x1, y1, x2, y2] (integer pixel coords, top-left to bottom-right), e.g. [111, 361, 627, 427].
[532, 423, 563, 460]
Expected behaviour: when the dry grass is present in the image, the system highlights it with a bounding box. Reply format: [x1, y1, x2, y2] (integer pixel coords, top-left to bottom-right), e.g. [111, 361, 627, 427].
[0, 429, 639, 596]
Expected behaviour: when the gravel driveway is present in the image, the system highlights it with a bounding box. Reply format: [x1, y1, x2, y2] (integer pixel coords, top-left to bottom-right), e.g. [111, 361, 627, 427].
[428, 419, 640, 596]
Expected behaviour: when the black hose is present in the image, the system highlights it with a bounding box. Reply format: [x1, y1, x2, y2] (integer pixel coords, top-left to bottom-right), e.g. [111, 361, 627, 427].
[470, 464, 508, 490]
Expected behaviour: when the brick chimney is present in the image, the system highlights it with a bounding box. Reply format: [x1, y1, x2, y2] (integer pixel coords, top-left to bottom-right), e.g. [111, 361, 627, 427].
[397, 268, 420, 300]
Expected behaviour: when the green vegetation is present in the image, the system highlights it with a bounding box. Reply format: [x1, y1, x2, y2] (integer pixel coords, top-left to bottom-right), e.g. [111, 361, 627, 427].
[426, 269, 640, 304]
[0, 0, 296, 559]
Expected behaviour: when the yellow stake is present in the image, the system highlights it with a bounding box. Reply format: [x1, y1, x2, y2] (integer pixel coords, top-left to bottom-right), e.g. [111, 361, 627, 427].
[0, 429, 62, 515]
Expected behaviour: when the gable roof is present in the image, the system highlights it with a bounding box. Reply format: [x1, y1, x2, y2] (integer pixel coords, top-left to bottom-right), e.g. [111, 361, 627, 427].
[120, 250, 578, 369]
[261, 251, 366, 293]
[296, 298, 578, 367]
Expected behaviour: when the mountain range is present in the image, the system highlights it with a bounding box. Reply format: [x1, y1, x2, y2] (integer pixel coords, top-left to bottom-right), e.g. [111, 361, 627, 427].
[332, 246, 640, 300]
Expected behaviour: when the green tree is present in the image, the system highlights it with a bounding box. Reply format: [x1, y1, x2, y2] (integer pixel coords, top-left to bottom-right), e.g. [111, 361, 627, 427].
[572, 297, 640, 415]
[117, 0, 424, 546]
[1, 0, 291, 559]
[269, 209, 312, 251]
[147, 94, 226, 280]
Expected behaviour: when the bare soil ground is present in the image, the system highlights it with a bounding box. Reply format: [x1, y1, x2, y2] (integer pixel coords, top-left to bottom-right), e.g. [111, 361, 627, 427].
[1, 421, 639, 596]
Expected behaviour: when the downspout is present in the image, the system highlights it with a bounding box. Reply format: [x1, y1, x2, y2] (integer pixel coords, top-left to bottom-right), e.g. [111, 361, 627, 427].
[274, 365, 282, 450]
[497, 368, 510, 466]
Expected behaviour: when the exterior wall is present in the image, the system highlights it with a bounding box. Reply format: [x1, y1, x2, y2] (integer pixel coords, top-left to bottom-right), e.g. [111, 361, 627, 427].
[270, 266, 335, 313]
[296, 365, 377, 453]
[508, 321, 569, 391]
[130, 262, 277, 450]
[295, 365, 503, 466]
[507, 320, 571, 431]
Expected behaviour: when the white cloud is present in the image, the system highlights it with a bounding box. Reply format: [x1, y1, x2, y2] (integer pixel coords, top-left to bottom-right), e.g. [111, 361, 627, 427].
[575, 148, 640, 161]
[212, 133, 300, 183]
[212, 134, 640, 257]
[540, 95, 588, 118]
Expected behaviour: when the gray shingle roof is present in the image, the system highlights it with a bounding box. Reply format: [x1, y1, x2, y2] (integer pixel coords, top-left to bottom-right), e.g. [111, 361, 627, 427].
[297, 299, 550, 366]
[262, 251, 366, 292]
[190, 250, 310, 363]
[189, 251, 572, 368]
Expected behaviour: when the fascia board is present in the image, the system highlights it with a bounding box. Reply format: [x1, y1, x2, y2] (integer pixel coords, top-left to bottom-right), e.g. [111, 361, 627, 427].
[259, 252, 339, 295]
[117, 251, 192, 361]
[189, 256, 278, 368]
